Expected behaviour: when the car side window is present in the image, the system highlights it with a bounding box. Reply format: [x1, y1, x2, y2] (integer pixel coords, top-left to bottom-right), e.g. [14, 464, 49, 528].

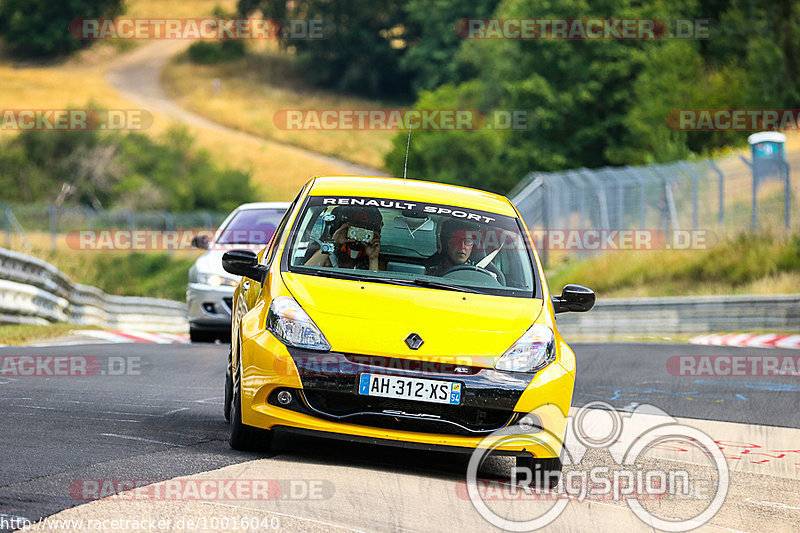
[262, 189, 304, 267]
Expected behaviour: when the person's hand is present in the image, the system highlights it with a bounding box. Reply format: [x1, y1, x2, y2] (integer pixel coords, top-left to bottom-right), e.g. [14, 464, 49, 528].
[332, 223, 351, 247]
[365, 231, 381, 261]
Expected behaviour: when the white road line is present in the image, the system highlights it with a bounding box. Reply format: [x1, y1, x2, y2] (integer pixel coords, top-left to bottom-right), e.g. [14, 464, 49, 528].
[100, 433, 184, 447]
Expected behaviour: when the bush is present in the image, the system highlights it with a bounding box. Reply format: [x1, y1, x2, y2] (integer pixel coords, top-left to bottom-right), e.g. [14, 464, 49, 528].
[0, 0, 124, 58]
[0, 119, 256, 212]
[187, 40, 246, 64]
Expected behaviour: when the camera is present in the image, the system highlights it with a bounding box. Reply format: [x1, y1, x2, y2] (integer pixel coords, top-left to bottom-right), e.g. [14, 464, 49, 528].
[347, 226, 374, 243]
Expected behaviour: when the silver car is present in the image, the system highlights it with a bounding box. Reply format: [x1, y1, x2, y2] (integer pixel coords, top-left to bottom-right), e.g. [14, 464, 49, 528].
[187, 202, 290, 342]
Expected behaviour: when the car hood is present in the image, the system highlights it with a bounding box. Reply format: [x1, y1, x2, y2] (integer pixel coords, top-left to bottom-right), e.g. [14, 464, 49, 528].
[193, 250, 228, 276]
[282, 272, 544, 367]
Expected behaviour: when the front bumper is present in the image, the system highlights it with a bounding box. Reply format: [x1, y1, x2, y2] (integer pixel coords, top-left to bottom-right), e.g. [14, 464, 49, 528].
[239, 334, 575, 458]
[187, 283, 234, 327]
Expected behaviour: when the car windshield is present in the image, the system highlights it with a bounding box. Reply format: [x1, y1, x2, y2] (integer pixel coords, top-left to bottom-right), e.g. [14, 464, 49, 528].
[286, 196, 537, 298]
[216, 208, 285, 245]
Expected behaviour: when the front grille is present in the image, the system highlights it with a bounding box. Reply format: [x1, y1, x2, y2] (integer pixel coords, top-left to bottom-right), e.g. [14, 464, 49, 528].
[301, 389, 515, 435]
[343, 354, 480, 375]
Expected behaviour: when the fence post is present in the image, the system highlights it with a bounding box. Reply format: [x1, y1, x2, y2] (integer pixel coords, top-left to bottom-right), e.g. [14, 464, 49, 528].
[784, 160, 791, 230]
[707, 160, 725, 225]
[48, 205, 57, 251]
[2, 205, 10, 248]
[162, 211, 175, 256]
[679, 161, 699, 230]
[623, 166, 647, 229]
[540, 176, 550, 268]
[579, 168, 610, 229]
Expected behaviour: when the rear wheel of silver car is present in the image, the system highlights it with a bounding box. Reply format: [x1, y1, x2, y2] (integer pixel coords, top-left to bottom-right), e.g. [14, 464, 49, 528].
[229, 353, 272, 452]
[190, 326, 214, 343]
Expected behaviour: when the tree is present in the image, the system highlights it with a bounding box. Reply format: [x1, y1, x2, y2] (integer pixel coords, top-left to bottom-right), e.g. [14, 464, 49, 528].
[0, 0, 124, 58]
[239, 0, 418, 97]
[400, 0, 501, 94]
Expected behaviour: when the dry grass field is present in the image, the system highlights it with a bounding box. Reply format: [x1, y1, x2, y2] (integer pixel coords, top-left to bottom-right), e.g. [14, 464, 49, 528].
[162, 50, 396, 170]
[0, 0, 362, 202]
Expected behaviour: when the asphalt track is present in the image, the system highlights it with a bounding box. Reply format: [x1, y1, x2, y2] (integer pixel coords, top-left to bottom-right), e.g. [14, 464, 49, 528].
[1, 341, 799, 532]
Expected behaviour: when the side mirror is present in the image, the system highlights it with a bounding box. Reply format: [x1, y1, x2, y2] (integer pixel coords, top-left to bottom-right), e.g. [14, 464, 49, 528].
[552, 284, 595, 314]
[191, 234, 210, 249]
[222, 249, 266, 283]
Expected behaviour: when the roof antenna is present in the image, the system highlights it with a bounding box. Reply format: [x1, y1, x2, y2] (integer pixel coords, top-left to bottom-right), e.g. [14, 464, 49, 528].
[403, 118, 413, 180]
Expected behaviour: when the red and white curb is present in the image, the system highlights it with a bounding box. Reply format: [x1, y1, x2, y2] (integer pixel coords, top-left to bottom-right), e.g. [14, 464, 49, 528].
[72, 330, 189, 344]
[690, 333, 800, 349]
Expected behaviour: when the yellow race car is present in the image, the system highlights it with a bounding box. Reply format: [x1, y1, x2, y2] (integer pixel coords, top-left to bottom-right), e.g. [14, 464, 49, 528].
[222, 176, 594, 473]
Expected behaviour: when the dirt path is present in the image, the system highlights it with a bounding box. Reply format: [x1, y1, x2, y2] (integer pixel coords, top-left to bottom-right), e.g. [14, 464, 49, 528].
[105, 41, 385, 183]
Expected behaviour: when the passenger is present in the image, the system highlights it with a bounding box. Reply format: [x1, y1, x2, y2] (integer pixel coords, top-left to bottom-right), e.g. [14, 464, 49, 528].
[305, 206, 385, 270]
[426, 218, 478, 276]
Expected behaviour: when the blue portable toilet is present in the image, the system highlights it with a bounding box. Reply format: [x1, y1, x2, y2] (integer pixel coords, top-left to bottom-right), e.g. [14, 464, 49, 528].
[746, 131, 791, 229]
[748, 131, 786, 181]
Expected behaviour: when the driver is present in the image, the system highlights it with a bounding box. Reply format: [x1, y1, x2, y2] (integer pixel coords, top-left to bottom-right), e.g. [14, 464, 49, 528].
[426, 218, 478, 276]
[305, 205, 385, 271]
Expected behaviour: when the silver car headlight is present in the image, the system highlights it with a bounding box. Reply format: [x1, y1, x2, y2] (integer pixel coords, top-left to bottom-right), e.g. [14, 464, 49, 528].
[196, 272, 239, 287]
[494, 324, 555, 372]
[266, 297, 331, 351]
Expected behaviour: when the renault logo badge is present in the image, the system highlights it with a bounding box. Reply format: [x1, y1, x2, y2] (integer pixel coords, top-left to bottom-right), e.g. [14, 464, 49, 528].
[405, 333, 424, 350]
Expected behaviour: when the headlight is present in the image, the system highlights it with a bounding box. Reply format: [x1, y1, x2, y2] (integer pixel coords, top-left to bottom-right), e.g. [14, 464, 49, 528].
[494, 324, 555, 372]
[266, 297, 330, 351]
[196, 273, 239, 287]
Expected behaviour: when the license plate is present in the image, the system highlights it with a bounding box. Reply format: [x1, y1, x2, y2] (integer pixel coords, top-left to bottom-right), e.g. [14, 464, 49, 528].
[358, 373, 461, 405]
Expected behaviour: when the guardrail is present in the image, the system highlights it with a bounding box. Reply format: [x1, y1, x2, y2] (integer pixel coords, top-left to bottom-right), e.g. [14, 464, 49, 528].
[0, 248, 187, 332]
[556, 293, 800, 338]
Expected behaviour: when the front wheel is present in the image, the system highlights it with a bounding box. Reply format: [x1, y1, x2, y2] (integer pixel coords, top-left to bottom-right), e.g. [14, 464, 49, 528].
[229, 355, 272, 451]
[223, 354, 233, 422]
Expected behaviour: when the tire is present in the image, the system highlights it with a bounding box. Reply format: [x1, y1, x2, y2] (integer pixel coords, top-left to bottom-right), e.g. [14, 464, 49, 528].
[190, 326, 213, 343]
[229, 353, 272, 452]
[224, 354, 233, 422]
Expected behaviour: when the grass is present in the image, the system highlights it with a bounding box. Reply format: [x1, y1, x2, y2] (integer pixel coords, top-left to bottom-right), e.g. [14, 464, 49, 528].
[5, 232, 198, 301]
[0, 0, 354, 202]
[161, 49, 396, 170]
[546, 231, 800, 298]
[0, 323, 99, 345]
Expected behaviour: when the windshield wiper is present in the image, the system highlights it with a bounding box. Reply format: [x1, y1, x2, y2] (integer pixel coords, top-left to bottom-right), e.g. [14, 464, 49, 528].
[295, 269, 480, 293]
[409, 278, 480, 293]
[297, 268, 365, 281]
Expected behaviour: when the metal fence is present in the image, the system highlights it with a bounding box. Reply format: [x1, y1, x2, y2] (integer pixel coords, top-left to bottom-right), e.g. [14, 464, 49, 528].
[509, 152, 796, 265]
[0, 204, 228, 251]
